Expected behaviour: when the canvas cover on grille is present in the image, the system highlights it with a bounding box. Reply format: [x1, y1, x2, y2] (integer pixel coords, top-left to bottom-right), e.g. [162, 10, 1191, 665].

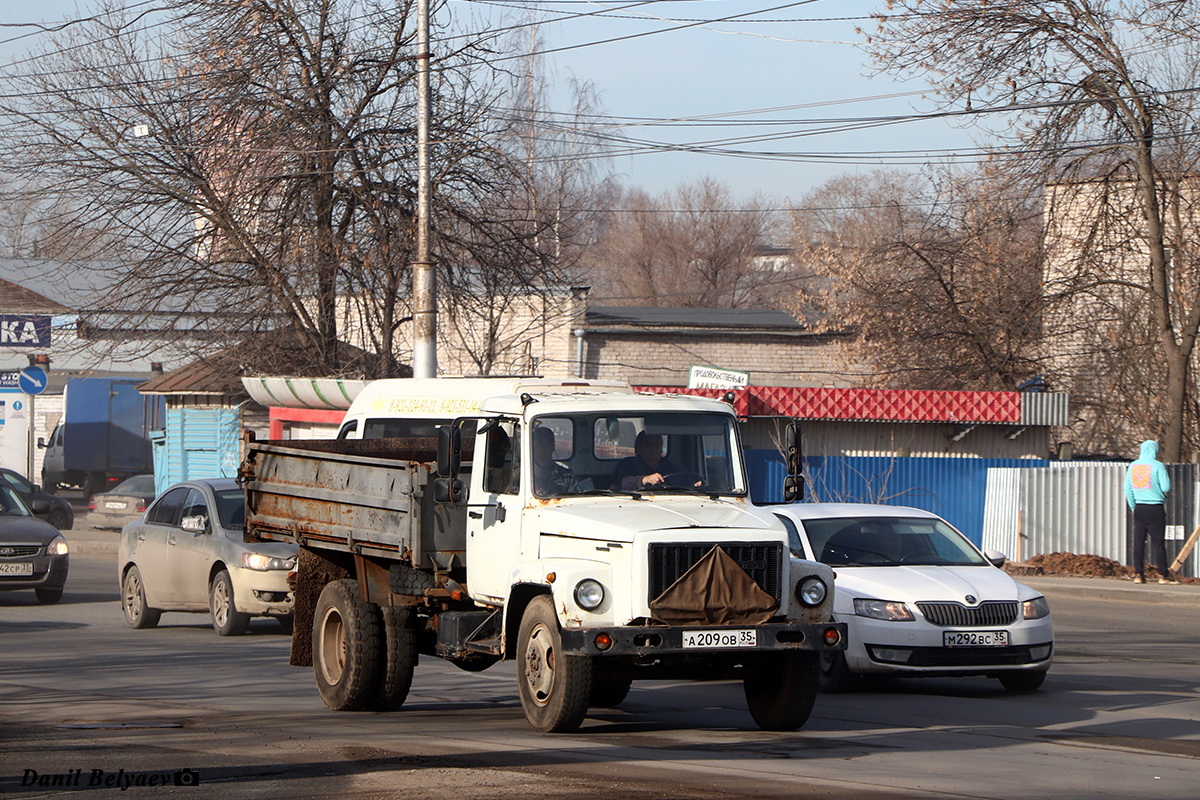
[649, 544, 780, 625]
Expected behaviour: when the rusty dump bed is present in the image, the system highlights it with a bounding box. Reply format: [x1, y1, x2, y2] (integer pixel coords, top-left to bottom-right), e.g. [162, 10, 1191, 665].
[241, 437, 467, 567]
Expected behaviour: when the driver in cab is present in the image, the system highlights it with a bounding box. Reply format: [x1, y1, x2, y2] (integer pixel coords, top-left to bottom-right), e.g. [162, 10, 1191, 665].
[612, 431, 699, 490]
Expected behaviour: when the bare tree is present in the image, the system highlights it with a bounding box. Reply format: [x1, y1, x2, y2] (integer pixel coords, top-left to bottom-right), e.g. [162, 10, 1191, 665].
[427, 12, 614, 376]
[582, 178, 798, 308]
[792, 168, 1045, 391]
[0, 0, 580, 377]
[865, 1, 1200, 458]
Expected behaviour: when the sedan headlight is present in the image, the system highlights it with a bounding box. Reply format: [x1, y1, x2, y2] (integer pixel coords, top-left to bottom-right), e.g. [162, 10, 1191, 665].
[854, 598, 914, 621]
[573, 579, 605, 610]
[1023, 596, 1051, 620]
[795, 576, 827, 607]
[46, 535, 69, 556]
[242, 553, 295, 571]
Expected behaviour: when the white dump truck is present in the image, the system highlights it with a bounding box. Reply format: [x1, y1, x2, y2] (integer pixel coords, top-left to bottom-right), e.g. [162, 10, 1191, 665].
[241, 377, 844, 732]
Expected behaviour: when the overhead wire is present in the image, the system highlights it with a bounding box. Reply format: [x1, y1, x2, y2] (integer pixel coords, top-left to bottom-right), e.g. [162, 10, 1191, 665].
[0, 3, 1193, 177]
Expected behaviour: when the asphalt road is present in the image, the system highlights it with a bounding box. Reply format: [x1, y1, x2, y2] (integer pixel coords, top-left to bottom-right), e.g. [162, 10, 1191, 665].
[2, 544, 1199, 800]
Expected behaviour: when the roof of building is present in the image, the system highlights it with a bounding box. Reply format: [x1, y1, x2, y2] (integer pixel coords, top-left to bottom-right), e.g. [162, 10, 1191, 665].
[139, 330, 393, 398]
[586, 306, 815, 332]
[637, 385, 1069, 427]
[0, 277, 73, 314]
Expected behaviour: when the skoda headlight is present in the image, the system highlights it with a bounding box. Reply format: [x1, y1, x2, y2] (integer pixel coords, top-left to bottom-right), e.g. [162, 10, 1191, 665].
[853, 598, 914, 621]
[573, 579, 605, 611]
[1023, 596, 1051, 620]
[796, 576, 827, 607]
[46, 535, 69, 556]
[242, 553, 295, 571]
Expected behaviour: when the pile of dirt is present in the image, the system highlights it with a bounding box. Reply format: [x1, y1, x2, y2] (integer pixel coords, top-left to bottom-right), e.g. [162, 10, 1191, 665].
[1006, 552, 1197, 584]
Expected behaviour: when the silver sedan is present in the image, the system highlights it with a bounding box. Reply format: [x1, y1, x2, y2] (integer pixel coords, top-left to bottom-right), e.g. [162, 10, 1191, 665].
[118, 478, 296, 635]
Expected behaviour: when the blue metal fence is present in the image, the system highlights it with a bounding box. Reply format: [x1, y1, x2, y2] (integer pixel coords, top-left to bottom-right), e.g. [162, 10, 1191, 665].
[747, 450, 1052, 545]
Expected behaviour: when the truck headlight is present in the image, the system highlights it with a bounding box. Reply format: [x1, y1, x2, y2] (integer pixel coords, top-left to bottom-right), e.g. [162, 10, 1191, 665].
[242, 553, 295, 571]
[573, 579, 605, 610]
[795, 576, 827, 607]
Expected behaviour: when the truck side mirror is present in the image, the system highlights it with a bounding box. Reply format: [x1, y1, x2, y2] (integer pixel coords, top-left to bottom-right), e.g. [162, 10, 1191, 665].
[782, 476, 805, 503]
[36, 437, 46, 449]
[438, 425, 461, 478]
[433, 477, 464, 505]
[783, 420, 804, 502]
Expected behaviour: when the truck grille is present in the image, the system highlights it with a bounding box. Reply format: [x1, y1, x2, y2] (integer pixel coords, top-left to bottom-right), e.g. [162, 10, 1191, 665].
[916, 601, 1019, 627]
[648, 542, 783, 602]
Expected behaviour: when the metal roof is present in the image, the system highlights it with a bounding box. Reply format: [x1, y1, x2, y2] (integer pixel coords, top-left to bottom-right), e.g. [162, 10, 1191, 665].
[637, 386, 1069, 426]
[585, 306, 813, 332]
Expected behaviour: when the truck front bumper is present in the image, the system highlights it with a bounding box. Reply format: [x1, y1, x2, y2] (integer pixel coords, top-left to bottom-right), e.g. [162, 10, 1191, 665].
[559, 620, 847, 657]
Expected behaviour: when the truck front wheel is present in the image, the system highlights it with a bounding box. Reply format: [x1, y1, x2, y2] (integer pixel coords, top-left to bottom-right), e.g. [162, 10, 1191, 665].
[516, 596, 592, 733]
[366, 605, 418, 711]
[743, 651, 820, 731]
[313, 579, 380, 711]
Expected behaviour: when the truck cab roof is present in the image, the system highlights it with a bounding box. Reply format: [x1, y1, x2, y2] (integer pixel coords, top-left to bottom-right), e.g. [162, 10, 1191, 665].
[348, 377, 734, 421]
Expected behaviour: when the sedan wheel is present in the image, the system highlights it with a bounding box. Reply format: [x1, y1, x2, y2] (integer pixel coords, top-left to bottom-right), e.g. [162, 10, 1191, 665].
[210, 570, 250, 636]
[817, 649, 859, 693]
[122, 566, 161, 629]
[46, 508, 71, 530]
[999, 670, 1047, 692]
[35, 586, 64, 604]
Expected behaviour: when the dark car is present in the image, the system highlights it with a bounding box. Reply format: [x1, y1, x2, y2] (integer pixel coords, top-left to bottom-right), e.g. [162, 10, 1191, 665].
[89, 474, 157, 530]
[0, 468, 74, 530]
[0, 478, 69, 604]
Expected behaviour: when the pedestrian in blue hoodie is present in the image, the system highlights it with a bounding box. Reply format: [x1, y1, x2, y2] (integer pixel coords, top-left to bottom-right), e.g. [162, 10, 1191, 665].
[1125, 440, 1180, 584]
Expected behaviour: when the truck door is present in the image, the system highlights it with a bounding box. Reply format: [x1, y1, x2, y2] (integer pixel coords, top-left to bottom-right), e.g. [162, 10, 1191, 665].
[41, 423, 65, 489]
[465, 421, 524, 605]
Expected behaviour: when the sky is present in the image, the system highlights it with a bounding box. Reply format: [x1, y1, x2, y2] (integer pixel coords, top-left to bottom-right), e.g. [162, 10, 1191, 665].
[495, 0, 982, 202]
[0, 0, 982, 204]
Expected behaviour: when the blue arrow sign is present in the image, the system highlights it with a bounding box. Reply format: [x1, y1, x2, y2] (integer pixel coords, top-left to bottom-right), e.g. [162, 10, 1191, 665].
[18, 366, 47, 395]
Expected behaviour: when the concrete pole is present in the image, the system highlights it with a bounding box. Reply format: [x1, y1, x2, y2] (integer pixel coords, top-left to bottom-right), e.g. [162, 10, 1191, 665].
[411, 0, 437, 378]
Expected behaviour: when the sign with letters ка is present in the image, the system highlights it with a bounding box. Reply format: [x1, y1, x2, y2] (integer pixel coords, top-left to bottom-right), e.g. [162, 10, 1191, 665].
[0, 315, 51, 348]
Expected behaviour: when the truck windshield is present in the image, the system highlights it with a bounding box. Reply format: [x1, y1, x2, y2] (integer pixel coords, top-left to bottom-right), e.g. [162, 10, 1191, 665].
[530, 411, 744, 499]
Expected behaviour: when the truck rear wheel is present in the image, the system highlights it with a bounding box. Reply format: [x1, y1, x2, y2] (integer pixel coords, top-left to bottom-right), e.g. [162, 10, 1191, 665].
[367, 605, 418, 711]
[590, 678, 632, 708]
[743, 651, 819, 731]
[517, 596, 592, 732]
[313, 579, 380, 711]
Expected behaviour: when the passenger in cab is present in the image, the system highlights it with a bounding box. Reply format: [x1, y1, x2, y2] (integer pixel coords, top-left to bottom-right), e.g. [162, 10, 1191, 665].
[531, 426, 578, 497]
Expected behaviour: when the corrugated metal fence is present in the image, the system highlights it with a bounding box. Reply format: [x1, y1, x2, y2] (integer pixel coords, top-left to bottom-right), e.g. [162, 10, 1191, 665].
[982, 463, 1198, 578]
[748, 450, 1198, 578]
[152, 408, 242, 494]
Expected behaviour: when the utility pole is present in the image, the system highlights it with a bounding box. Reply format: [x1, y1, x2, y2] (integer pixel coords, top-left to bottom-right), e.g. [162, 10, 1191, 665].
[412, 0, 437, 378]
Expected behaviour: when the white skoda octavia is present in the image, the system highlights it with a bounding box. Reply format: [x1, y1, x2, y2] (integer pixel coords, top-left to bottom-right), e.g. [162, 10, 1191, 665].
[772, 503, 1052, 692]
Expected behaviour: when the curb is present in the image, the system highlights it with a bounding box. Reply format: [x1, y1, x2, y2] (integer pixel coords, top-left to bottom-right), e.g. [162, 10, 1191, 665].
[70, 541, 119, 556]
[1020, 575, 1200, 608]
